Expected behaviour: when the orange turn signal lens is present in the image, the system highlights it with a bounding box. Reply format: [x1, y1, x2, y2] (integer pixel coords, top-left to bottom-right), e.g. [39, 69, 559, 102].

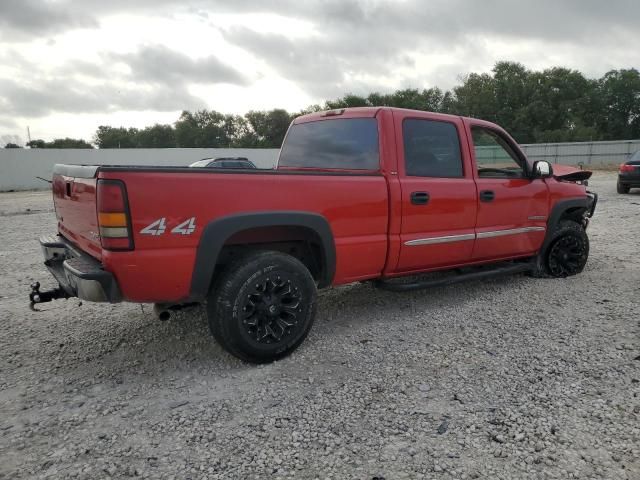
[98, 212, 127, 227]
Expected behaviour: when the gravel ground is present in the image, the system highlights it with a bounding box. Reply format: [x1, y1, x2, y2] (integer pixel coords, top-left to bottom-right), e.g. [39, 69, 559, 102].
[1, 172, 639, 480]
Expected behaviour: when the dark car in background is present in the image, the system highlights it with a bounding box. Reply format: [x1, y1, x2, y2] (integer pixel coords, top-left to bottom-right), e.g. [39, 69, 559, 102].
[189, 157, 257, 169]
[617, 151, 640, 193]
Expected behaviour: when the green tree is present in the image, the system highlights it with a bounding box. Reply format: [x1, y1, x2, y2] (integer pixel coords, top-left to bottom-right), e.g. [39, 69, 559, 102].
[174, 110, 231, 147]
[135, 124, 176, 148]
[245, 109, 292, 147]
[451, 72, 498, 122]
[89, 62, 640, 148]
[487, 62, 533, 141]
[325, 94, 369, 109]
[325, 88, 447, 112]
[94, 126, 139, 148]
[4, 143, 21, 148]
[26, 139, 46, 148]
[223, 115, 257, 147]
[27, 138, 93, 148]
[49, 138, 93, 148]
[522, 67, 595, 142]
[387, 88, 446, 111]
[596, 69, 640, 140]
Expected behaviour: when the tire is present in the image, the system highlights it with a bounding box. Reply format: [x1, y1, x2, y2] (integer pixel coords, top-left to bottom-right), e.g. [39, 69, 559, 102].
[617, 180, 630, 194]
[207, 251, 317, 363]
[531, 220, 589, 278]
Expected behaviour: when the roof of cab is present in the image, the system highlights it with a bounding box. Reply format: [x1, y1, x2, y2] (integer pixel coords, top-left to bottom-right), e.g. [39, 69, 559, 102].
[293, 107, 381, 124]
[293, 106, 467, 125]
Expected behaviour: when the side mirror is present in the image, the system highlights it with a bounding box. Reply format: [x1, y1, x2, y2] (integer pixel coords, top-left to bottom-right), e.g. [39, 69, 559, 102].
[532, 160, 552, 178]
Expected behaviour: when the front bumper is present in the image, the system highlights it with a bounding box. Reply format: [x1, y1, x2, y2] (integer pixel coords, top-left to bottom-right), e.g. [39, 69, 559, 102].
[586, 191, 598, 218]
[38, 235, 121, 303]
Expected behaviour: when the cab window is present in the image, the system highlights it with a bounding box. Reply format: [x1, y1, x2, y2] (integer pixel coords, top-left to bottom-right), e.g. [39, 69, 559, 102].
[279, 118, 379, 170]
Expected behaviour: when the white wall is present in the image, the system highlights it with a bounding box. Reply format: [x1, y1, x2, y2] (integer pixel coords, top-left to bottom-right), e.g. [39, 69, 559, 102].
[0, 148, 280, 191]
[520, 139, 640, 166]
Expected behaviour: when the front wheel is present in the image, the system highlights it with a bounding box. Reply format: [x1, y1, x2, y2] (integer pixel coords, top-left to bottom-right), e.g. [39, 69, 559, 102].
[531, 220, 589, 278]
[207, 251, 317, 363]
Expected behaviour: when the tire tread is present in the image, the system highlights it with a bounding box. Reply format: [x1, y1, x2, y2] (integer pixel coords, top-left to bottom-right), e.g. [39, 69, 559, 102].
[531, 219, 589, 278]
[207, 251, 317, 363]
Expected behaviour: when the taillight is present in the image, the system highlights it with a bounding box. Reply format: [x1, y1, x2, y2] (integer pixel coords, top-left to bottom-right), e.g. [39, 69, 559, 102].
[97, 179, 134, 251]
[620, 164, 635, 173]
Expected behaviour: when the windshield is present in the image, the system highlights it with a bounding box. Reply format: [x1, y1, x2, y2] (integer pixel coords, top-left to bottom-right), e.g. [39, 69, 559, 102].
[189, 160, 211, 167]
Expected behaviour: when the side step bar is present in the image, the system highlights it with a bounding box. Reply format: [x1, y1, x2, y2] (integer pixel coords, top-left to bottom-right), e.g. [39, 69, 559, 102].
[374, 261, 534, 292]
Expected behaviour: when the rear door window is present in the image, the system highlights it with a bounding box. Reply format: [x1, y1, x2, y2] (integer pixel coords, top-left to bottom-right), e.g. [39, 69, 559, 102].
[402, 119, 463, 177]
[279, 118, 379, 170]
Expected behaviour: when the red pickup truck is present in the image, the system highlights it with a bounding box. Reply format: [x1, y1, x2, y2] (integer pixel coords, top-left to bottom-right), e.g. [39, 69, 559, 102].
[32, 107, 597, 363]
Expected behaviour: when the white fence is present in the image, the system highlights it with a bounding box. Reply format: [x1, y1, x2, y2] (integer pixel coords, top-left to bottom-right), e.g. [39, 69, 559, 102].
[0, 148, 279, 191]
[520, 139, 640, 166]
[1, 139, 638, 191]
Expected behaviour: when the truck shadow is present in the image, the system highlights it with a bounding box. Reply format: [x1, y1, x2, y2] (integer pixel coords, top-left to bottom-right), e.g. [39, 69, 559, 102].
[47, 272, 537, 381]
[315, 273, 531, 327]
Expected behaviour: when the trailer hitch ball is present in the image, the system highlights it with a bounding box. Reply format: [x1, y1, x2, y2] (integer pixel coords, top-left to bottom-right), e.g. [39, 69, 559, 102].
[29, 282, 70, 310]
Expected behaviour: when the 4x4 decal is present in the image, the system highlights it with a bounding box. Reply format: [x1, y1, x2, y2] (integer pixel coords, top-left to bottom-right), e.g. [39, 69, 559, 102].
[171, 217, 196, 235]
[140, 217, 196, 236]
[140, 218, 166, 236]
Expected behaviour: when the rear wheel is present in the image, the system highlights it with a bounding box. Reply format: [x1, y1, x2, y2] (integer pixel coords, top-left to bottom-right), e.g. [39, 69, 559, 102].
[617, 180, 630, 194]
[207, 251, 317, 363]
[531, 220, 589, 278]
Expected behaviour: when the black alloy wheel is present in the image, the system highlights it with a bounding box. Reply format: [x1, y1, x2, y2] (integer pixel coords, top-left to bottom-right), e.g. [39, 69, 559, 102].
[241, 275, 302, 344]
[547, 230, 588, 277]
[207, 251, 317, 363]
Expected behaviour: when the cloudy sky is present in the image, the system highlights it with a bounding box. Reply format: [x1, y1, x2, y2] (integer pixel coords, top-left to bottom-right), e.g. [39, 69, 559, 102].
[0, 0, 638, 145]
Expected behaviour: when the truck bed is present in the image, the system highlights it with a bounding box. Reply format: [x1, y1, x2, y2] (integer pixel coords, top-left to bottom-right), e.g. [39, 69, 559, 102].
[52, 164, 390, 302]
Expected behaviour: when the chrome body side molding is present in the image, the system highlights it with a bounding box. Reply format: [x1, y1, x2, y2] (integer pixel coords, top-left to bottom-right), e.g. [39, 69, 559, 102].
[405, 233, 476, 246]
[405, 226, 546, 246]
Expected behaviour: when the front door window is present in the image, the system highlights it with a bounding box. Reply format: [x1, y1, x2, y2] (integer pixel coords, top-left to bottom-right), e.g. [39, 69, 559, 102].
[472, 127, 525, 178]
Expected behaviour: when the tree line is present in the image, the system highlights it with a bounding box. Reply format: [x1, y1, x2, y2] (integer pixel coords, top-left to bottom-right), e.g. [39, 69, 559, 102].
[7, 62, 640, 149]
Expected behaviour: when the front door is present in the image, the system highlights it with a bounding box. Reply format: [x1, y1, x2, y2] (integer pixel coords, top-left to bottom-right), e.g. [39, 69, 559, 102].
[395, 113, 478, 272]
[466, 122, 549, 261]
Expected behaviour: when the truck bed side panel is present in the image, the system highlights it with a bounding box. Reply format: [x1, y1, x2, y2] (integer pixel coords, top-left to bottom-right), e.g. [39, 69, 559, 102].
[98, 170, 389, 302]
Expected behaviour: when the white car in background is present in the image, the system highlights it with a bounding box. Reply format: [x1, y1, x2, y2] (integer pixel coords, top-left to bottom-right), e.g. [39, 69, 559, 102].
[189, 157, 257, 169]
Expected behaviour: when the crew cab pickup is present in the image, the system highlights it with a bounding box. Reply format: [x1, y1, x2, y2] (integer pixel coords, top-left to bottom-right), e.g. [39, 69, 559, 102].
[32, 107, 597, 363]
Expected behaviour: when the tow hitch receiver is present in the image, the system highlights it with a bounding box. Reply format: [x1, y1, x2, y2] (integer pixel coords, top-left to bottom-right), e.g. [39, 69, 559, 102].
[29, 282, 70, 311]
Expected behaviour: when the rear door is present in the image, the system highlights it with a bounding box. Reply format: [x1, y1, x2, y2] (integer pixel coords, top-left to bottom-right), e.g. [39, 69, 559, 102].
[464, 120, 549, 261]
[394, 112, 478, 272]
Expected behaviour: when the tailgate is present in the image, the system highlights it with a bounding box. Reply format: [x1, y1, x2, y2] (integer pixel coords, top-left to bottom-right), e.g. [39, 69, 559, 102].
[52, 165, 102, 260]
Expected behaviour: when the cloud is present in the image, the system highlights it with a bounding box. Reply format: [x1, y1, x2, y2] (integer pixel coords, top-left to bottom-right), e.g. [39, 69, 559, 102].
[214, 0, 639, 98]
[1, 0, 640, 139]
[0, 0, 97, 40]
[1, 134, 23, 147]
[15, 0, 635, 49]
[61, 0, 640, 44]
[0, 76, 206, 118]
[0, 44, 248, 119]
[0, 116, 19, 131]
[108, 45, 249, 87]
[221, 26, 413, 97]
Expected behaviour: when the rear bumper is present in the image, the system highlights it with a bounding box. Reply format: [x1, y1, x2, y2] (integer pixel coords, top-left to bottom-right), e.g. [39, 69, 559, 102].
[618, 173, 640, 186]
[39, 235, 121, 303]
